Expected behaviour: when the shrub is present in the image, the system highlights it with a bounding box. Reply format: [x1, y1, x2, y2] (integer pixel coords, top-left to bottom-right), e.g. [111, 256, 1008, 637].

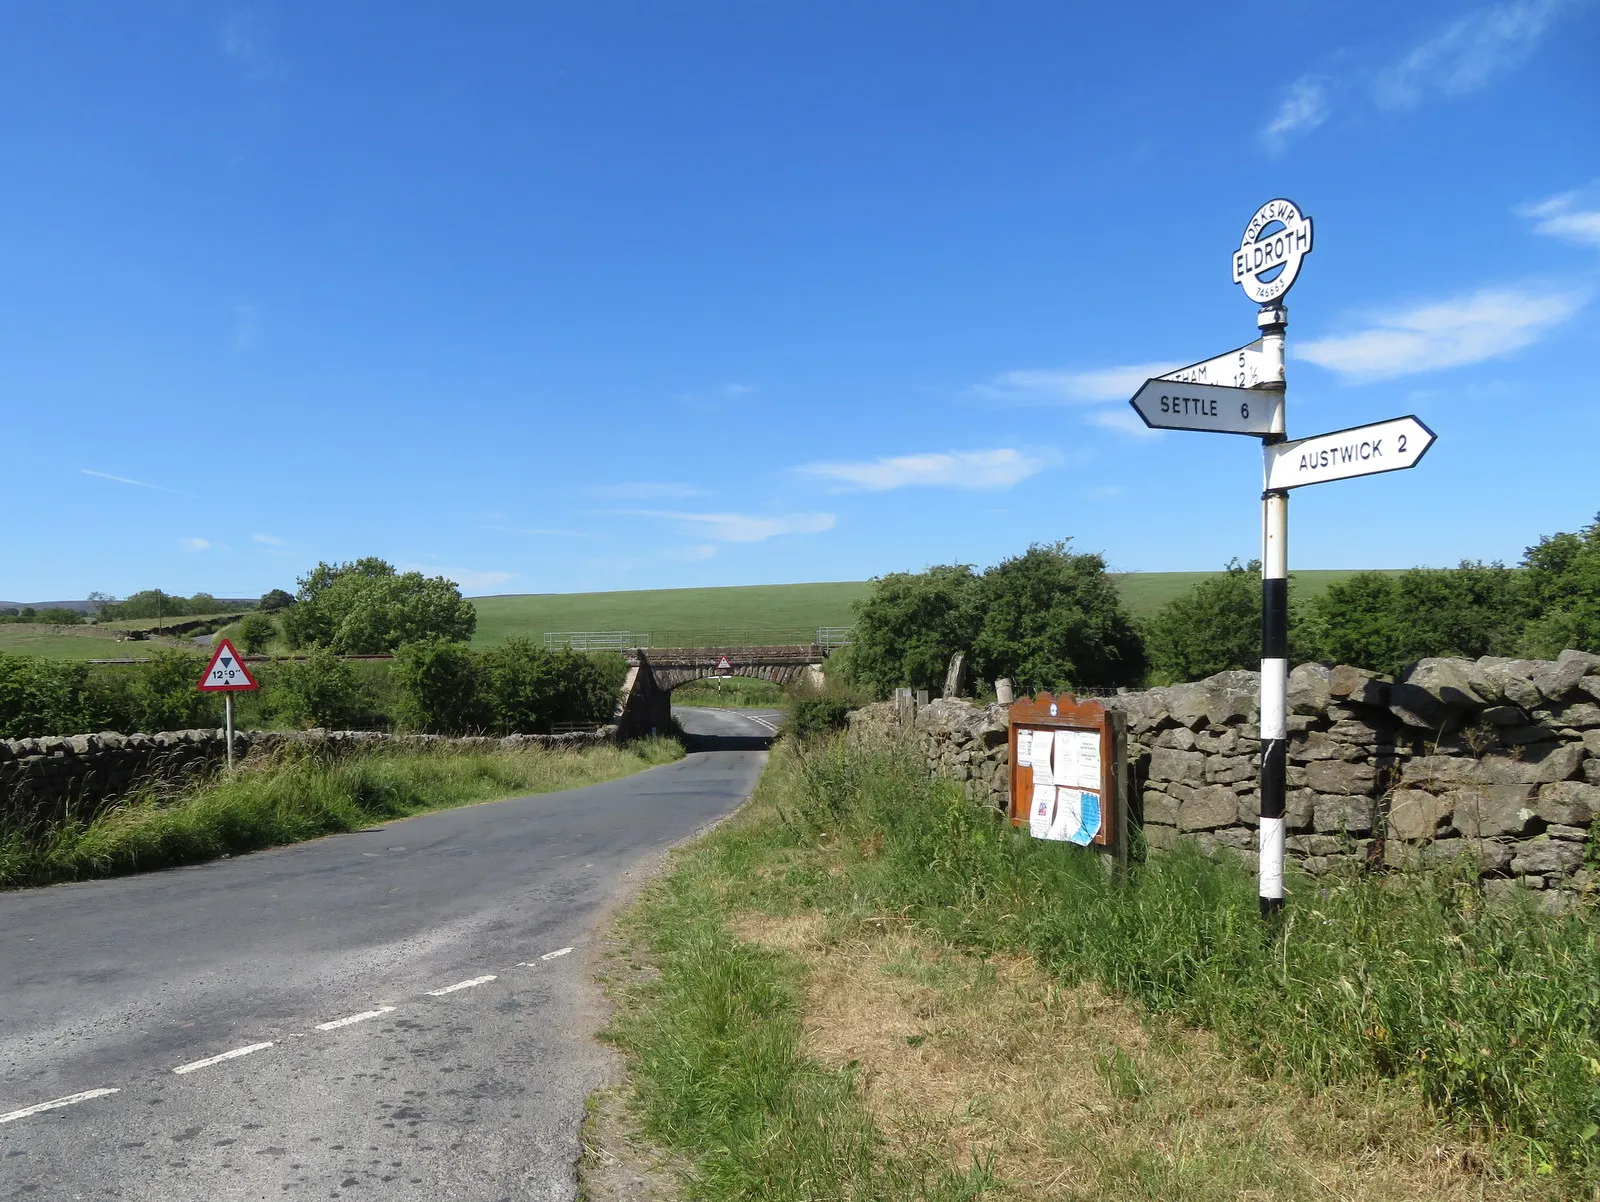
[234, 612, 276, 655]
[1142, 560, 1261, 685]
[393, 638, 485, 733]
[972, 541, 1146, 693]
[86, 651, 219, 733]
[274, 647, 374, 729]
[257, 588, 294, 613]
[0, 655, 91, 738]
[786, 697, 852, 738]
[477, 639, 624, 734]
[843, 540, 1145, 697]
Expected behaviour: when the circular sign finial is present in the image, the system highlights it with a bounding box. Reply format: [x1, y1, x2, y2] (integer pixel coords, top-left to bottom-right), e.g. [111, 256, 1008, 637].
[1233, 199, 1313, 304]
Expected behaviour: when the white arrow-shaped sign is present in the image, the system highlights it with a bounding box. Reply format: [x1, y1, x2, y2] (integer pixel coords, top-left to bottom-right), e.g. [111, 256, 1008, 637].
[1264, 415, 1436, 490]
[1159, 339, 1269, 389]
[1128, 377, 1282, 436]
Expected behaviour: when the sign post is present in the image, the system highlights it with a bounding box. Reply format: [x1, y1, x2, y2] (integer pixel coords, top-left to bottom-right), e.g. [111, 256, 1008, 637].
[1127, 197, 1436, 917]
[196, 638, 259, 770]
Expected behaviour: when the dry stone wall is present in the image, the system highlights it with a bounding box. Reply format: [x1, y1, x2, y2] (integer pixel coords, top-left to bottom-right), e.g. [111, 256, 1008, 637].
[848, 651, 1600, 905]
[0, 726, 617, 828]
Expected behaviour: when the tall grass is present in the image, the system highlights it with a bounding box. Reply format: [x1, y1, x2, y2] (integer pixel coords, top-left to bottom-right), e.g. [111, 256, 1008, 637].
[0, 737, 682, 889]
[769, 737, 1600, 1189]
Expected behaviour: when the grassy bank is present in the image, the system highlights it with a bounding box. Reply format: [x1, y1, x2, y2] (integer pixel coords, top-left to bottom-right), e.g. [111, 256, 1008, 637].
[0, 736, 682, 890]
[669, 677, 787, 708]
[599, 736, 1599, 1200]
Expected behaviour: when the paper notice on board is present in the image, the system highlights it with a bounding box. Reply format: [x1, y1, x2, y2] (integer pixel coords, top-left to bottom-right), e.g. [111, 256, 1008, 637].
[1070, 790, 1103, 845]
[1016, 729, 1033, 767]
[1029, 782, 1056, 838]
[1073, 730, 1102, 790]
[1044, 787, 1081, 841]
[1030, 744, 1054, 787]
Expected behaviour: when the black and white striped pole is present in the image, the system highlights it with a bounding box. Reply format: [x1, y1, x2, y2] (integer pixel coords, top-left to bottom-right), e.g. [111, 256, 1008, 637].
[1256, 301, 1289, 917]
[1128, 200, 1439, 918]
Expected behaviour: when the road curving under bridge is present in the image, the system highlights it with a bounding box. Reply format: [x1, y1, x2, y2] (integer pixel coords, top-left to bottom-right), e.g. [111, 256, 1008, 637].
[0, 706, 778, 1201]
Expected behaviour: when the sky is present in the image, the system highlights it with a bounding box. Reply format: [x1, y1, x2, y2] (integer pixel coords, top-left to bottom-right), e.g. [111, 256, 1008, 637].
[3, 0, 1598, 602]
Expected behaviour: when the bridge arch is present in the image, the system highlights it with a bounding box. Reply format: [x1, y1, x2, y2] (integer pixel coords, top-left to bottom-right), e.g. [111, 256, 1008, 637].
[612, 646, 829, 735]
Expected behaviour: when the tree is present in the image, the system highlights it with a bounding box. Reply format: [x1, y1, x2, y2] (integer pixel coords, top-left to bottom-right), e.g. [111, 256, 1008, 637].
[477, 639, 623, 733]
[274, 647, 372, 729]
[234, 612, 276, 655]
[1144, 560, 1261, 685]
[972, 542, 1145, 692]
[1300, 563, 1527, 676]
[1522, 513, 1600, 656]
[394, 638, 485, 733]
[841, 564, 981, 696]
[282, 559, 477, 653]
[258, 588, 295, 613]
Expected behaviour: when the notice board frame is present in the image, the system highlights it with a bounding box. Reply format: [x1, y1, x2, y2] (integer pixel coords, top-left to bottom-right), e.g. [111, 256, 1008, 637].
[1007, 692, 1129, 863]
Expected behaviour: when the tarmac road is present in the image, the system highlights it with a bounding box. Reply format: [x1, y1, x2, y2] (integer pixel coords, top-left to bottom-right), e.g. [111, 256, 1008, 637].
[0, 706, 778, 1201]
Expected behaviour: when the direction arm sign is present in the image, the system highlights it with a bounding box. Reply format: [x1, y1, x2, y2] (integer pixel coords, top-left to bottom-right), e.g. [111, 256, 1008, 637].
[1263, 415, 1435, 490]
[1128, 377, 1282, 436]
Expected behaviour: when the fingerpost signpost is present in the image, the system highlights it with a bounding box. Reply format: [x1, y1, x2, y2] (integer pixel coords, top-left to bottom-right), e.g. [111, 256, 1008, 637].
[1129, 198, 1437, 916]
[196, 637, 259, 770]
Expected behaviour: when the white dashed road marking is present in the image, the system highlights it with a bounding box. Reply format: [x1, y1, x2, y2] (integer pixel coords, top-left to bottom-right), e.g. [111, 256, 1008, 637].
[0, 1088, 120, 1125]
[540, 946, 573, 961]
[314, 1006, 396, 1031]
[426, 974, 497, 996]
[171, 1041, 275, 1075]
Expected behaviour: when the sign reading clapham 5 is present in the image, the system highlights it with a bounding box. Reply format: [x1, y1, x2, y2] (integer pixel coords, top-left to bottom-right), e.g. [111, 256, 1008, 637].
[1126, 198, 1437, 920]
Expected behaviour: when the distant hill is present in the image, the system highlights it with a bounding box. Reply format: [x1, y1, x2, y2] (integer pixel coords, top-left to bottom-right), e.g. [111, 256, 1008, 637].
[0, 599, 256, 615]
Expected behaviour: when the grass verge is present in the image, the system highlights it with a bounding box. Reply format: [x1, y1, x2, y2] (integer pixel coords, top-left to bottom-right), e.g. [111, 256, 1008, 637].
[0, 736, 683, 889]
[596, 735, 1599, 1200]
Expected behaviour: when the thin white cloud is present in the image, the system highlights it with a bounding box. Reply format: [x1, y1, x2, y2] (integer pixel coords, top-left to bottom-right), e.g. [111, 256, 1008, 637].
[1087, 409, 1163, 439]
[183, 538, 212, 552]
[1262, 77, 1329, 150]
[1518, 190, 1600, 247]
[591, 481, 710, 500]
[81, 469, 198, 499]
[797, 448, 1048, 492]
[251, 532, 283, 545]
[722, 383, 755, 397]
[1296, 286, 1586, 381]
[1374, 0, 1575, 109]
[971, 363, 1180, 405]
[631, 511, 836, 543]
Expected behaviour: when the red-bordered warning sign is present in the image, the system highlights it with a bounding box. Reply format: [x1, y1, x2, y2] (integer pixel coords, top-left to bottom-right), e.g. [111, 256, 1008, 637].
[197, 638, 259, 691]
[715, 654, 732, 672]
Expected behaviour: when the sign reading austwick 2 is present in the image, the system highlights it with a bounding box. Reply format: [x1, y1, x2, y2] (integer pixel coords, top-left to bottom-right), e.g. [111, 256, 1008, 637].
[1125, 198, 1437, 919]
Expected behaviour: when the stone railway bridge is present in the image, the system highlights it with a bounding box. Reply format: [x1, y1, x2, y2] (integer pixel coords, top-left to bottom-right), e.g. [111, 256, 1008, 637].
[614, 645, 829, 736]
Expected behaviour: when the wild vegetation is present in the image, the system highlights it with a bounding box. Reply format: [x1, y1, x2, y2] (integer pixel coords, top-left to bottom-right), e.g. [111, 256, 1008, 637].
[835, 542, 1145, 697]
[0, 736, 682, 889]
[0, 641, 627, 739]
[601, 734, 1600, 1199]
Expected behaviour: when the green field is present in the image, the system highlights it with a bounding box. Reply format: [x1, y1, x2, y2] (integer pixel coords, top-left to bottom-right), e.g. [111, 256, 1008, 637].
[470, 581, 871, 648]
[3, 574, 1399, 662]
[472, 571, 1395, 649]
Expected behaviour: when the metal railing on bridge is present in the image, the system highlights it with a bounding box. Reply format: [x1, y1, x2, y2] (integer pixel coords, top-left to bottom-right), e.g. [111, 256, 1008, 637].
[543, 627, 853, 651]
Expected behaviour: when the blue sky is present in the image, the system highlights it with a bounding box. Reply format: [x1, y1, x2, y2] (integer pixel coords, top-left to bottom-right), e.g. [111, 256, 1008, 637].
[4, 1, 1598, 601]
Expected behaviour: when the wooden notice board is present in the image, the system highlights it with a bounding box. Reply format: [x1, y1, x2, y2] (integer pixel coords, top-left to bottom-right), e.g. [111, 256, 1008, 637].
[1008, 692, 1128, 861]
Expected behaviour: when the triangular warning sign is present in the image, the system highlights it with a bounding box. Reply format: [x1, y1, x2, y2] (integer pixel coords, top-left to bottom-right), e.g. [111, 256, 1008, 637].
[715, 655, 732, 671]
[197, 638, 260, 691]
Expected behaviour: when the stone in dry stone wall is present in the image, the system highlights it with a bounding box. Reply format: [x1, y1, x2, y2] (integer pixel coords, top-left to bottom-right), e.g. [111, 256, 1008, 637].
[847, 650, 1600, 904]
[0, 726, 618, 829]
